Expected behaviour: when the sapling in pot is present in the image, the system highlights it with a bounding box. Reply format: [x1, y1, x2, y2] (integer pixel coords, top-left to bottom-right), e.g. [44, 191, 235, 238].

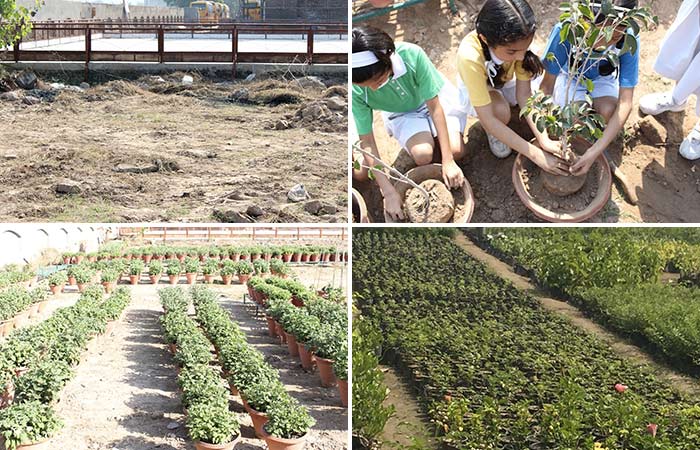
[149, 260, 163, 284]
[236, 261, 254, 283]
[220, 260, 236, 285]
[521, 0, 656, 198]
[263, 395, 315, 442]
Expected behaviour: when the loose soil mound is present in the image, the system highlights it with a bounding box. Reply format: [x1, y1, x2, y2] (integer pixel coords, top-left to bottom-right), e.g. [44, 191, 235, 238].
[404, 179, 455, 222]
[522, 160, 602, 214]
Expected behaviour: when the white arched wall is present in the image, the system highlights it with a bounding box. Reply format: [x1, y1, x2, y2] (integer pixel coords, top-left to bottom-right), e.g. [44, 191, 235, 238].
[0, 225, 110, 266]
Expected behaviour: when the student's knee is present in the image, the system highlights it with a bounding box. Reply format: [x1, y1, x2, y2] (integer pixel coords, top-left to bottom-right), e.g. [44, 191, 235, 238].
[490, 92, 512, 124]
[594, 97, 618, 122]
[410, 143, 434, 165]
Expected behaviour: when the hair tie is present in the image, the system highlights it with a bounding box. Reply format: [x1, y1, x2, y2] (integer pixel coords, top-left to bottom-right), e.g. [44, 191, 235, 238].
[352, 50, 380, 69]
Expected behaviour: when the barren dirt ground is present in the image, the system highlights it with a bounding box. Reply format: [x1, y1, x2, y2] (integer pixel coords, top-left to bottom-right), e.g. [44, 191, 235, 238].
[353, 0, 700, 223]
[0, 72, 348, 223]
[46, 264, 347, 449]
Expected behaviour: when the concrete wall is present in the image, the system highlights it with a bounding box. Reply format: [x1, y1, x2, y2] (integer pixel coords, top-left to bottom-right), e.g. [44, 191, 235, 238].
[18, 0, 183, 21]
[264, 0, 345, 22]
[0, 225, 113, 266]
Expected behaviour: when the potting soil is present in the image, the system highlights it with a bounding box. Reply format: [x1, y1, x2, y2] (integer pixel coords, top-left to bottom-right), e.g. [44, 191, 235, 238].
[522, 160, 601, 214]
[404, 179, 455, 223]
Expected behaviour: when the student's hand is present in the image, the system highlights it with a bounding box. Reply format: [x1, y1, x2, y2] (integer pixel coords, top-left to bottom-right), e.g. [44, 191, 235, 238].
[570, 151, 598, 176]
[539, 138, 564, 158]
[529, 148, 570, 176]
[383, 188, 405, 221]
[442, 160, 465, 189]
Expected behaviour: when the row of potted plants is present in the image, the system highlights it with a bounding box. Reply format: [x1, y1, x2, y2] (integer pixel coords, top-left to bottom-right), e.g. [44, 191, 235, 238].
[159, 287, 241, 450]
[246, 276, 347, 405]
[0, 286, 48, 337]
[60, 244, 346, 265]
[0, 286, 131, 449]
[0, 265, 37, 290]
[188, 286, 316, 449]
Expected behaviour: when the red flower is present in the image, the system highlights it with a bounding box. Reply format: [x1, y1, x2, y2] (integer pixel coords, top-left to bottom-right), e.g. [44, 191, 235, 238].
[647, 423, 658, 437]
[614, 383, 628, 393]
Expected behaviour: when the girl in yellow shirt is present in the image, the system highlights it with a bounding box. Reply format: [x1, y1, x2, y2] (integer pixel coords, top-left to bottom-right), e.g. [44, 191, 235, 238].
[456, 0, 568, 175]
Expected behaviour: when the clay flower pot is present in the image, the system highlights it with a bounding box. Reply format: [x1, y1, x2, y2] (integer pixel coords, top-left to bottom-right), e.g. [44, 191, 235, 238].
[512, 151, 612, 223]
[352, 188, 371, 223]
[338, 379, 348, 407]
[265, 316, 277, 337]
[242, 396, 269, 439]
[298, 342, 315, 371]
[231, 253, 240, 261]
[16, 438, 52, 450]
[260, 426, 308, 450]
[315, 356, 337, 387]
[129, 275, 140, 285]
[221, 275, 232, 285]
[291, 253, 301, 262]
[285, 332, 299, 357]
[275, 322, 287, 344]
[77, 283, 86, 293]
[193, 434, 240, 450]
[168, 275, 179, 285]
[385, 163, 475, 223]
[300, 254, 309, 263]
[185, 273, 197, 285]
[237, 274, 251, 284]
[282, 253, 292, 262]
[204, 274, 214, 284]
[49, 284, 61, 295]
[75, 255, 84, 263]
[143, 254, 153, 264]
[68, 276, 77, 286]
[177, 254, 186, 262]
[102, 282, 113, 293]
[251, 254, 260, 261]
[149, 275, 160, 285]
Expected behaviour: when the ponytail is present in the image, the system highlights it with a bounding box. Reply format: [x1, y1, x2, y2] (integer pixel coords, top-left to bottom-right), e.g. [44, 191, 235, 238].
[522, 50, 544, 78]
[352, 26, 395, 84]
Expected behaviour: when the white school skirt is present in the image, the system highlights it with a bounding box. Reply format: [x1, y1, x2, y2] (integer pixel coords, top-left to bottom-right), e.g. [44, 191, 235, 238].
[381, 79, 466, 151]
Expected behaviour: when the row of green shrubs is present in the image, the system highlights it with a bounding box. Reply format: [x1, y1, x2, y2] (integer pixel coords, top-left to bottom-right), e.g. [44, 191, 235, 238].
[0, 265, 35, 289]
[63, 243, 342, 261]
[0, 286, 131, 449]
[0, 286, 47, 321]
[190, 286, 316, 440]
[249, 276, 347, 377]
[159, 288, 241, 445]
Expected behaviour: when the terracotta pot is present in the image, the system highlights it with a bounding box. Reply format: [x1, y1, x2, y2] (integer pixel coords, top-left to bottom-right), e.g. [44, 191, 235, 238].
[124, 254, 133, 261]
[49, 284, 61, 295]
[129, 275, 139, 285]
[251, 254, 260, 261]
[315, 356, 337, 387]
[169, 343, 176, 354]
[291, 297, 304, 308]
[298, 342, 315, 371]
[309, 254, 319, 262]
[275, 322, 287, 344]
[168, 275, 179, 285]
[285, 332, 299, 357]
[177, 254, 186, 262]
[264, 253, 272, 262]
[385, 163, 475, 223]
[242, 397, 269, 439]
[143, 254, 153, 264]
[291, 253, 301, 262]
[237, 274, 251, 284]
[186, 273, 197, 284]
[300, 254, 309, 262]
[229, 381, 239, 396]
[193, 434, 240, 450]
[62, 257, 70, 264]
[149, 275, 160, 284]
[512, 151, 612, 223]
[231, 253, 240, 261]
[77, 283, 86, 293]
[204, 274, 214, 284]
[75, 255, 84, 263]
[265, 316, 277, 337]
[68, 276, 77, 286]
[1, 380, 14, 408]
[102, 281, 113, 293]
[16, 438, 52, 450]
[221, 274, 232, 285]
[338, 379, 348, 407]
[282, 253, 292, 262]
[240, 254, 249, 260]
[260, 426, 308, 450]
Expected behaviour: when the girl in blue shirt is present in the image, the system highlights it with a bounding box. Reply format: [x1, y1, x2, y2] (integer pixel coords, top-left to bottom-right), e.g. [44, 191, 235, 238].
[539, 0, 640, 179]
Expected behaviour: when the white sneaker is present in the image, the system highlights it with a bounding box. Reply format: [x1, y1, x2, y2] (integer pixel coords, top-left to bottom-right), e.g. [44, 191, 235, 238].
[679, 126, 700, 161]
[487, 133, 512, 158]
[639, 92, 687, 116]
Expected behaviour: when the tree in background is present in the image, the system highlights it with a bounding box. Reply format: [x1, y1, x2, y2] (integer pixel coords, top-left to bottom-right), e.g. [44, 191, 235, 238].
[0, 0, 39, 50]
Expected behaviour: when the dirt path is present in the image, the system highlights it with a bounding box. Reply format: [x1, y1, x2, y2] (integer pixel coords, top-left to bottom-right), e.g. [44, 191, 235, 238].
[50, 284, 189, 450]
[216, 288, 348, 450]
[46, 265, 346, 449]
[354, 0, 700, 223]
[379, 365, 436, 450]
[454, 233, 700, 397]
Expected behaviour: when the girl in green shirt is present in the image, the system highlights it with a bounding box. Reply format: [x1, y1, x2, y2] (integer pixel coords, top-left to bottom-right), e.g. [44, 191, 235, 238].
[352, 25, 466, 221]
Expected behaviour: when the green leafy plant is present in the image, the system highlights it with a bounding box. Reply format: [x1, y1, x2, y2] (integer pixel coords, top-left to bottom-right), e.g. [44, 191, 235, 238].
[522, 0, 657, 165]
[265, 395, 315, 439]
[220, 260, 236, 277]
[14, 359, 73, 404]
[184, 257, 200, 274]
[149, 260, 164, 276]
[100, 269, 119, 283]
[166, 261, 182, 276]
[128, 259, 144, 276]
[236, 261, 254, 275]
[47, 271, 67, 287]
[0, 401, 63, 449]
[186, 402, 240, 445]
[253, 259, 270, 275]
[202, 260, 219, 275]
